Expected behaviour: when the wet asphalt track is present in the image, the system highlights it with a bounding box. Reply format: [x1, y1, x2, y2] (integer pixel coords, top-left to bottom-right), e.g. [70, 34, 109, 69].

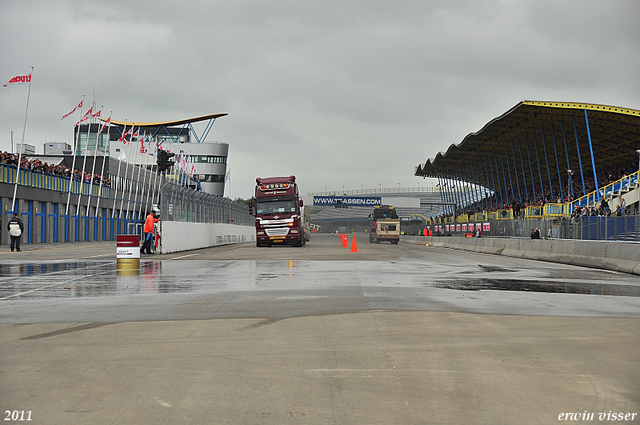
[0, 234, 639, 322]
[1, 234, 639, 424]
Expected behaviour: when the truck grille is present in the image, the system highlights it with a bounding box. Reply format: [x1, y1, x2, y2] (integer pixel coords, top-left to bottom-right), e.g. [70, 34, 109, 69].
[266, 228, 289, 237]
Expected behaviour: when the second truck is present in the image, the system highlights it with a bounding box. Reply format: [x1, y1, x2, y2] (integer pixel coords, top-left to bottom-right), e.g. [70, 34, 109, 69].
[369, 205, 400, 244]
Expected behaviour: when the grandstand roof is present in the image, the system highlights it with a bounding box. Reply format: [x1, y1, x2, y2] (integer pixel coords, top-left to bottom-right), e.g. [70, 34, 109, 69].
[106, 113, 228, 128]
[415, 101, 640, 193]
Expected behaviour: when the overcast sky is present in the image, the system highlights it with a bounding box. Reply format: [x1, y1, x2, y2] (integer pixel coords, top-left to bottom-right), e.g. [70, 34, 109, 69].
[1, 0, 639, 199]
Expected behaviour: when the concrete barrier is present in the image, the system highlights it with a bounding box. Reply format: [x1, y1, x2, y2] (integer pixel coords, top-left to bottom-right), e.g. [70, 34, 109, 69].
[158, 222, 255, 254]
[401, 235, 640, 275]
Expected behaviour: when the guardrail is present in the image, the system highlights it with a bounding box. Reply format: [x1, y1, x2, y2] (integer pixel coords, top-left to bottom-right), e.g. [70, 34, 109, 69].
[0, 163, 111, 198]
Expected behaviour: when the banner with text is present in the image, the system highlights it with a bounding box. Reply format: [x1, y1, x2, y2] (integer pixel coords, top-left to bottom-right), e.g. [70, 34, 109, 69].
[313, 196, 382, 207]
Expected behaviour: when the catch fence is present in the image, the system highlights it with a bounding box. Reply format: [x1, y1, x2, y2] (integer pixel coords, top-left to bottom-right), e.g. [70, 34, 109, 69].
[160, 181, 253, 226]
[464, 214, 640, 242]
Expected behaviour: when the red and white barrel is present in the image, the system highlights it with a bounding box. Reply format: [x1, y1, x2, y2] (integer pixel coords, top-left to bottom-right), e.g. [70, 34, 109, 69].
[117, 235, 140, 275]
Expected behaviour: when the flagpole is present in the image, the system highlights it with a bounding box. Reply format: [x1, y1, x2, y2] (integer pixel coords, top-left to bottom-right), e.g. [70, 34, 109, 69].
[11, 66, 33, 213]
[127, 129, 142, 223]
[112, 120, 127, 219]
[140, 132, 154, 219]
[65, 95, 85, 215]
[76, 100, 95, 216]
[119, 124, 136, 222]
[96, 112, 112, 217]
[134, 133, 149, 222]
[86, 106, 103, 214]
[153, 139, 162, 206]
[144, 134, 157, 217]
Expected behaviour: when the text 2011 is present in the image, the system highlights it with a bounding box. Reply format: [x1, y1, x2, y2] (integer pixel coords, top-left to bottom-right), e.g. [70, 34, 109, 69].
[4, 411, 32, 421]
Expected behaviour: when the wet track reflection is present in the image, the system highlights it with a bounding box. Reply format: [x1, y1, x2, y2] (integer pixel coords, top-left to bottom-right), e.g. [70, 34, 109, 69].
[1, 259, 640, 301]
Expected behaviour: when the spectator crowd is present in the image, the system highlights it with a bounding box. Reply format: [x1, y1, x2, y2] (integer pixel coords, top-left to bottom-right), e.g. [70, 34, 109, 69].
[0, 151, 111, 187]
[440, 159, 637, 219]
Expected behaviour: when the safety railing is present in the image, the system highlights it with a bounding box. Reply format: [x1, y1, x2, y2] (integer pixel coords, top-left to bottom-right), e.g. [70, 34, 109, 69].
[0, 163, 111, 198]
[543, 203, 567, 217]
[571, 170, 639, 210]
[496, 209, 513, 220]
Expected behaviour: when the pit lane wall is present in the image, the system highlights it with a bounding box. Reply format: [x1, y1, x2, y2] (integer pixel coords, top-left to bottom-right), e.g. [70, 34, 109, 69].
[157, 222, 255, 254]
[401, 235, 640, 275]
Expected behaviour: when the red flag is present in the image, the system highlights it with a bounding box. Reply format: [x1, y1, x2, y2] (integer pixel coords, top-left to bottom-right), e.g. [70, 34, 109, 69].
[119, 126, 132, 144]
[97, 116, 111, 135]
[3, 73, 31, 88]
[61, 99, 83, 120]
[75, 106, 93, 126]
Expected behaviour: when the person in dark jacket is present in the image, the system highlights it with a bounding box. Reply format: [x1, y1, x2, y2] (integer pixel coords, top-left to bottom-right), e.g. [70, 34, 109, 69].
[7, 213, 24, 252]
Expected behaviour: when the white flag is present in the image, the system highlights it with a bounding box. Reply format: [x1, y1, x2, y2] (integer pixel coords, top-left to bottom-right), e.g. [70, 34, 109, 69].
[3, 73, 31, 88]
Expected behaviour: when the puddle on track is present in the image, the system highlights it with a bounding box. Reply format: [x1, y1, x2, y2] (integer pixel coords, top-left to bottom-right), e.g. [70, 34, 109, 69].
[1, 260, 639, 300]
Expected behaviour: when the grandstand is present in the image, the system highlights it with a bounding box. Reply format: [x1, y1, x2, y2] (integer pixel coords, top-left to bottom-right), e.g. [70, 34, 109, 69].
[414, 101, 640, 241]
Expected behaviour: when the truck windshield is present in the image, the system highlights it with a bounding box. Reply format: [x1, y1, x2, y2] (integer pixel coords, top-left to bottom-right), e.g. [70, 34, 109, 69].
[256, 199, 297, 214]
[373, 208, 398, 219]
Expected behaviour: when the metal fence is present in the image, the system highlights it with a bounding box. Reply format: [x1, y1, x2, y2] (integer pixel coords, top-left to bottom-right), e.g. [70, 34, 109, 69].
[160, 181, 253, 226]
[485, 214, 640, 241]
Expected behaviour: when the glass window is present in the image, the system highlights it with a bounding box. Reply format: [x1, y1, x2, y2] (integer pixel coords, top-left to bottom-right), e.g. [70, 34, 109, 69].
[256, 199, 297, 214]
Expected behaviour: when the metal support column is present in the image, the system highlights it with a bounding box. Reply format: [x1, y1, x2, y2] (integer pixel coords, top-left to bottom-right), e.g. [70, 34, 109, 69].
[476, 161, 489, 211]
[548, 126, 564, 201]
[560, 121, 574, 199]
[504, 147, 515, 203]
[532, 134, 546, 200]
[490, 154, 503, 208]
[525, 136, 537, 202]
[470, 162, 482, 212]
[538, 131, 554, 200]
[511, 143, 522, 203]
[518, 140, 529, 202]
[485, 156, 497, 210]
[584, 109, 599, 201]
[572, 114, 587, 197]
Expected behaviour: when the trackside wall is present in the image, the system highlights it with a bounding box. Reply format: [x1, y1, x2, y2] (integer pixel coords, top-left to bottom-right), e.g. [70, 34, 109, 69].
[401, 235, 640, 275]
[158, 222, 255, 254]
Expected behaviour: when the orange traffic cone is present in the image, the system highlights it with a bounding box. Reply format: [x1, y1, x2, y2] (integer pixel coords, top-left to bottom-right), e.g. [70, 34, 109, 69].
[350, 235, 358, 252]
[342, 235, 348, 248]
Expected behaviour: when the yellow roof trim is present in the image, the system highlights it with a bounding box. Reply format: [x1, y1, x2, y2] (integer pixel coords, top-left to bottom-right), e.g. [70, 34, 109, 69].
[523, 100, 640, 117]
[104, 113, 228, 127]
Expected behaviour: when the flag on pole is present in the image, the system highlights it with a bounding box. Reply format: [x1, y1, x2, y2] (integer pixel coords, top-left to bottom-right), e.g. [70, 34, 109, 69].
[97, 116, 111, 135]
[3, 73, 31, 88]
[119, 126, 132, 144]
[225, 169, 230, 182]
[75, 106, 93, 126]
[61, 99, 83, 120]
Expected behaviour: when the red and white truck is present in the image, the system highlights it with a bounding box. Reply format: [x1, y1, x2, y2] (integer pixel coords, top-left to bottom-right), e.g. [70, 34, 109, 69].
[250, 176, 310, 247]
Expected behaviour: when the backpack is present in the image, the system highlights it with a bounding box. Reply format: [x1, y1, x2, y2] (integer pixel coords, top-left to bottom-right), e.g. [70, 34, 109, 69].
[9, 222, 21, 237]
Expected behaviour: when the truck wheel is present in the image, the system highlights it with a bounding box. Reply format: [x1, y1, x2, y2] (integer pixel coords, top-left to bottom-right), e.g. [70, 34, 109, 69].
[369, 235, 373, 243]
